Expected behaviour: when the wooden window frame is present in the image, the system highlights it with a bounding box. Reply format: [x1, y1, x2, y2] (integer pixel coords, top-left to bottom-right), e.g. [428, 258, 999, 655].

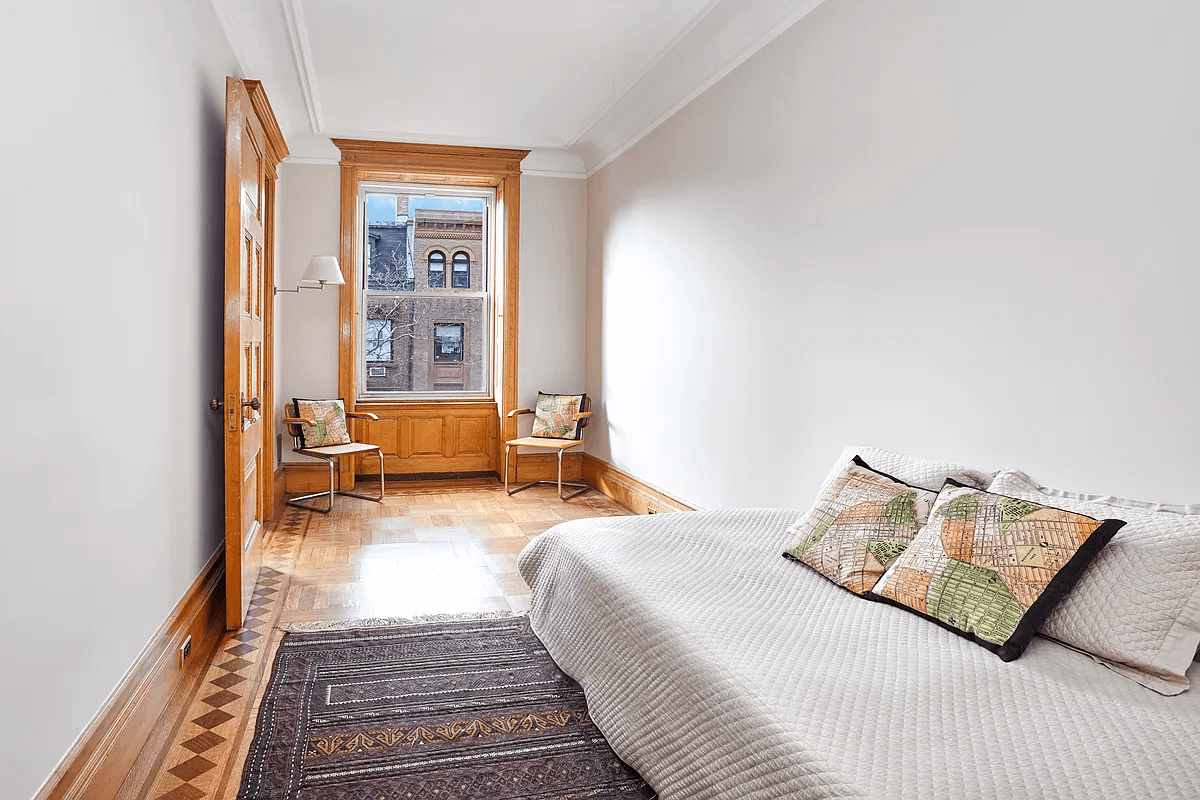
[334, 139, 528, 482]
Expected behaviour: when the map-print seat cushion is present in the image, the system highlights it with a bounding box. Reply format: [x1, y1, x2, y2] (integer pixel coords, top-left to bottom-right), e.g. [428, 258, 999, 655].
[990, 469, 1200, 695]
[291, 398, 352, 448]
[783, 456, 938, 594]
[870, 482, 1125, 661]
[531, 392, 586, 440]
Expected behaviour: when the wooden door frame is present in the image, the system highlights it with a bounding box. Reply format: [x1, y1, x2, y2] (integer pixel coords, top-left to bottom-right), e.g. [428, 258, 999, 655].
[223, 77, 287, 631]
[332, 139, 528, 488]
[244, 80, 287, 518]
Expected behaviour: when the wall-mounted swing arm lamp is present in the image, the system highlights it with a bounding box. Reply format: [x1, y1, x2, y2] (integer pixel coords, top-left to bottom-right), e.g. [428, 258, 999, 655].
[274, 255, 345, 295]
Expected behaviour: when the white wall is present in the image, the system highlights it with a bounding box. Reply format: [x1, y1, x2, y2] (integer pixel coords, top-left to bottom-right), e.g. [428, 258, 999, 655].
[517, 176, 588, 428]
[276, 162, 341, 461]
[0, 2, 239, 797]
[585, 0, 1200, 507]
[273, 169, 589, 444]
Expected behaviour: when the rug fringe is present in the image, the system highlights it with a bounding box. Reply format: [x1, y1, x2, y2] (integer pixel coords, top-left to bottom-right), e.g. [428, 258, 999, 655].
[276, 609, 523, 632]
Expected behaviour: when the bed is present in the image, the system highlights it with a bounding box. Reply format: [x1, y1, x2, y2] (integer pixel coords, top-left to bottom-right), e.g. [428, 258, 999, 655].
[517, 450, 1200, 800]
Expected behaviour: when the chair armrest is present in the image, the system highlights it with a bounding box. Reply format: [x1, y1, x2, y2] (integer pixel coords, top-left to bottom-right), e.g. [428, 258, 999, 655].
[282, 416, 317, 426]
[507, 408, 533, 418]
[345, 412, 379, 421]
[573, 411, 594, 421]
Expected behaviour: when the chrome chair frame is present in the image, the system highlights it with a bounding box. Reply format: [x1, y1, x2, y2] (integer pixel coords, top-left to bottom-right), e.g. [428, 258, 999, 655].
[283, 410, 385, 514]
[504, 402, 593, 501]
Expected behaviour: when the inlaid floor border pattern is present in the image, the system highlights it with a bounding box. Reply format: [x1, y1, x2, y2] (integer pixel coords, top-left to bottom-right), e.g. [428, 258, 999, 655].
[144, 507, 307, 800]
[119, 482, 631, 800]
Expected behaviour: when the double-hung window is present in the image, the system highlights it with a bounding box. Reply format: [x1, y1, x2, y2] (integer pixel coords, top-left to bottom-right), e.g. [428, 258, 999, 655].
[359, 184, 491, 398]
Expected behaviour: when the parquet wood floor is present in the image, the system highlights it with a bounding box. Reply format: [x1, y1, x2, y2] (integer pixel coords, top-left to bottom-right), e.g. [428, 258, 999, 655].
[116, 480, 631, 800]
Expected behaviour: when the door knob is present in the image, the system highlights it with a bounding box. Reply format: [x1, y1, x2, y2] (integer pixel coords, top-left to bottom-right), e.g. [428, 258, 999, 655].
[210, 398, 222, 411]
[244, 397, 262, 411]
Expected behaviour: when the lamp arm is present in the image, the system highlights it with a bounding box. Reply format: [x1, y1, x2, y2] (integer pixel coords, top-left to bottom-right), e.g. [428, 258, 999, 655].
[274, 281, 335, 296]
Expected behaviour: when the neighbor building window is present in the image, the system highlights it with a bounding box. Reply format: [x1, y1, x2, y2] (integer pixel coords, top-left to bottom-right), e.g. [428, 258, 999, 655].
[433, 323, 464, 362]
[451, 252, 470, 288]
[428, 251, 445, 288]
[365, 318, 393, 362]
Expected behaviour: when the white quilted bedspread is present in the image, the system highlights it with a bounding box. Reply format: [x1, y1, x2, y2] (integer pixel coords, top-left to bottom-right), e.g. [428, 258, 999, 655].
[518, 509, 1200, 800]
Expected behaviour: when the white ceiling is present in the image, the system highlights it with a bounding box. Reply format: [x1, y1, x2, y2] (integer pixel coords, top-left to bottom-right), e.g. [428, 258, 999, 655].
[211, 0, 828, 176]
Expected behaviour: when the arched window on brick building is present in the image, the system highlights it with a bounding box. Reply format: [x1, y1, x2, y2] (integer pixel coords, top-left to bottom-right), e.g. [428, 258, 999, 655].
[428, 250, 446, 287]
[451, 252, 470, 288]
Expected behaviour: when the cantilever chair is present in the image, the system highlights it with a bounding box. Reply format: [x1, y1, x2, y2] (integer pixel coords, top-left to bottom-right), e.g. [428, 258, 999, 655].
[505, 394, 593, 500]
[283, 399, 385, 513]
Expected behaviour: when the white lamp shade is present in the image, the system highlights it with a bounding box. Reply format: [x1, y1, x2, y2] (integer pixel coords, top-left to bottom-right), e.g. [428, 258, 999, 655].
[300, 255, 345, 285]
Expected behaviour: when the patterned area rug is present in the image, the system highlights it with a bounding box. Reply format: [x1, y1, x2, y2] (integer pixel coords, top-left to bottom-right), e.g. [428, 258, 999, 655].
[238, 615, 656, 799]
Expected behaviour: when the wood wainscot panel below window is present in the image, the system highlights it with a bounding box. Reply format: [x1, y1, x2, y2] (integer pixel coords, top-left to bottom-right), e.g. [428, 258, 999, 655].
[350, 402, 499, 476]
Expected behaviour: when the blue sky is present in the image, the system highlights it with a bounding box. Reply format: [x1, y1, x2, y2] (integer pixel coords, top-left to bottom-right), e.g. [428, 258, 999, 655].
[367, 194, 485, 223]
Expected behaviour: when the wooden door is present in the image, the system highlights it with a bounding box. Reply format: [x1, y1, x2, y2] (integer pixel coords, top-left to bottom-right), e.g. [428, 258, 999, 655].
[223, 78, 270, 629]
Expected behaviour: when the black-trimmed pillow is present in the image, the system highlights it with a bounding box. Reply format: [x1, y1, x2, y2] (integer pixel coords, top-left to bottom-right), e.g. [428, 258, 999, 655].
[530, 392, 586, 440]
[783, 456, 938, 595]
[869, 480, 1125, 661]
[292, 398, 351, 448]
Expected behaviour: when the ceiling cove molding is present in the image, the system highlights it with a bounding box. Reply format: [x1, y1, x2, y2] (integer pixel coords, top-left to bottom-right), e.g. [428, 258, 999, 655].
[325, 127, 565, 153]
[563, 0, 724, 150]
[209, 0, 251, 77]
[584, 0, 830, 177]
[283, 156, 339, 166]
[522, 169, 587, 180]
[280, 0, 325, 134]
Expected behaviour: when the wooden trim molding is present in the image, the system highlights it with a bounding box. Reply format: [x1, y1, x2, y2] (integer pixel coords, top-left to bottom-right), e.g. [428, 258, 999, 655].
[243, 79, 287, 521]
[272, 463, 286, 520]
[332, 139, 529, 488]
[282, 453, 582, 493]
[35, 547, 226, 800]
[282, 460, 333, 494]
[333, 139, 526, 174]
[509, 451, 584, 483]
[243, 80, 290, 166]
[581, 453, 698, 514]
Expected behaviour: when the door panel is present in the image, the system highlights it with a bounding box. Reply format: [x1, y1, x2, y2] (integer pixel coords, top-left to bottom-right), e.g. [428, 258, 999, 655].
[223, 78, 270, 629]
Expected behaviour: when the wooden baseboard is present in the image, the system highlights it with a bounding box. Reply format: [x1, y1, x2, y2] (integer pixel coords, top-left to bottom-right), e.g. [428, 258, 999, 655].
[283, 453, 583, 493]
[581, 453, 697, 514]
[281, 461, 329, 493]
[505, 451, 583, 483]
[272, 463, 286, 520]
[35, 547, 226, 800]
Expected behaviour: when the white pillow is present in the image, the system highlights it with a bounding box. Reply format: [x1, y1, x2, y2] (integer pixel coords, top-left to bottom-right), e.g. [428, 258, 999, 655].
[819, 445, 993, 495]
[989, 469, 1200, 695]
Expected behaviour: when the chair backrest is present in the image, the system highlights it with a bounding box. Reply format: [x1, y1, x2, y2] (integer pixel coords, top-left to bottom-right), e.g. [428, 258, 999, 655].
[577, 395, 592, 436]
[285, 399, 304, 445]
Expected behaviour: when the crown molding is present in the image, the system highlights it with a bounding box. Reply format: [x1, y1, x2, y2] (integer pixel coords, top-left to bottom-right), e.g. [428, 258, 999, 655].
[522, 170, 586, 180]
[563, 0, 724, 150]
[280, 0, 325, 133]
[283, 155, 339, 166]
[580, 0, 830, 177]
[282, 151, 584, 178]
[322, 126, 564, 153]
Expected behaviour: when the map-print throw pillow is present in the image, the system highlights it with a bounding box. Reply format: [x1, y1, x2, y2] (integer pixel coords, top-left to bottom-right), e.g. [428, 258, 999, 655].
[531, 392, 586, 440]
[869, 481, 1125, 661]
[783, 456, 938, 595]
[293, 398, 352, 448]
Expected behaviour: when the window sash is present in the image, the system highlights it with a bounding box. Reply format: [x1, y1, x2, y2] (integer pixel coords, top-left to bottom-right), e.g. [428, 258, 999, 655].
[355, 182, 493, 401]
